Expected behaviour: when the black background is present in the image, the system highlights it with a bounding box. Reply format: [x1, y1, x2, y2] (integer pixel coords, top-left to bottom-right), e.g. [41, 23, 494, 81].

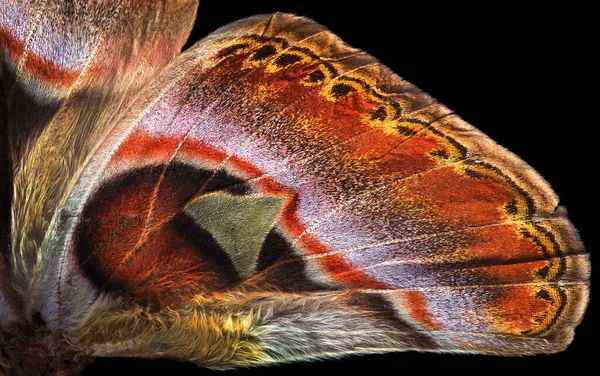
[9, 0, 598, 373]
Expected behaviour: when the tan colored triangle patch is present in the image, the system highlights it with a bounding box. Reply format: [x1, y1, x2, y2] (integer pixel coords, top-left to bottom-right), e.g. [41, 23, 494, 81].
[183, 193, 285, 279]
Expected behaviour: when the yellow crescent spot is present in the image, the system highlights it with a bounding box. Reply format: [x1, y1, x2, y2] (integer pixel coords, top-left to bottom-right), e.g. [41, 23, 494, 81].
[529, 287, 563, 335]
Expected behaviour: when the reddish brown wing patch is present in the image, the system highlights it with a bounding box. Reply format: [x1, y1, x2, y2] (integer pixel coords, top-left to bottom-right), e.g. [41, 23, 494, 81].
[75, 163, 240, 309]
[0, 27, 80, 87]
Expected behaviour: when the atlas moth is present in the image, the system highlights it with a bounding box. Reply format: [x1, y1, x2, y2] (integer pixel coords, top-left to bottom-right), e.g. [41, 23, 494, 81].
[0, 1, 589, 375]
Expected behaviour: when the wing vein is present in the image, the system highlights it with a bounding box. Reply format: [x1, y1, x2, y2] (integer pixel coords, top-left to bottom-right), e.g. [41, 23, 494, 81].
[14, 0, 52, 74]
[293, 154, 478, 245]
[305, 217, 568, 260]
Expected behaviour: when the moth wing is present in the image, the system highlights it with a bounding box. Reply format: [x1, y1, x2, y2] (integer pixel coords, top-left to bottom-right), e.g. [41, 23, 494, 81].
[31, 13, 589, 366]
[0, 0, 199, 324]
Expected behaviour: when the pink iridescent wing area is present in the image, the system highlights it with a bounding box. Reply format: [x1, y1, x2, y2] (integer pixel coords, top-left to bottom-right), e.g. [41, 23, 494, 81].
[47, 14, 588, 366]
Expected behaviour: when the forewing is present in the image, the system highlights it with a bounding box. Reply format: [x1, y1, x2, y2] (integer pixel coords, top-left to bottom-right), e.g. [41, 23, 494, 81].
[0, 0, 199, 320]
[45, 13, 588, 366]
